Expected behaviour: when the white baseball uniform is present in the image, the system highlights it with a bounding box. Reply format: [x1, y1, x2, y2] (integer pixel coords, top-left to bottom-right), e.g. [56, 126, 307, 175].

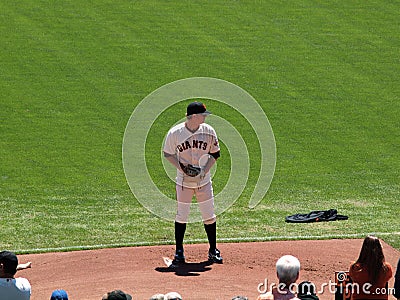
[163, 122, 220, 223]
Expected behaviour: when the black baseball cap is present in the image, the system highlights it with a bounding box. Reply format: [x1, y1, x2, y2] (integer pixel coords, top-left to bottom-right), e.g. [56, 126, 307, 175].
[298, 281, 319, 300]
[0, 251, 18, 275]
[186, 101, 211, 116]
[103, 290, 132, 300]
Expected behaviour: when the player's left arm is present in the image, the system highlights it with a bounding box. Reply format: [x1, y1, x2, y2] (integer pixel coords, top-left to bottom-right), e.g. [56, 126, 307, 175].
[202, 151, 220, 174]
[202, 131, 220, 174]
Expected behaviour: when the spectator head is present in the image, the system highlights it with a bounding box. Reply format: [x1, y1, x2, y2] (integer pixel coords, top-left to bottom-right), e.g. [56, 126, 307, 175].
[256, 293, 274, 300]
[276, 255, 301, 286]
[355, 235, 388, 284]
[298, 281, 319, 300]
[149, 294, 165, 300]
[102, 290, 132, 300]
[164, 291, 182, 300]
[50, 289, 69, 300]
[232, 296, 249, 300]
[357, 235, 384, 264]
[0, 251, 18, 277]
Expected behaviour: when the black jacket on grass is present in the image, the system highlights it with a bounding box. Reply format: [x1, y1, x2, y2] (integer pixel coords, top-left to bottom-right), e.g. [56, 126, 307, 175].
[285, 209, 348, 223]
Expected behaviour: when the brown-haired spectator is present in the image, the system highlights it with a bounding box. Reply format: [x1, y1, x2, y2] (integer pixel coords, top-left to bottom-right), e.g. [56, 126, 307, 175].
[349, 236, 393, 300]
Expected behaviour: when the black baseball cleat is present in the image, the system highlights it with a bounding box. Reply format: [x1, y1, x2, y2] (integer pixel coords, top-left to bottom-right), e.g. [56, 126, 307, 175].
[208, 248, 223, 264]
[172, 249, 185, 264]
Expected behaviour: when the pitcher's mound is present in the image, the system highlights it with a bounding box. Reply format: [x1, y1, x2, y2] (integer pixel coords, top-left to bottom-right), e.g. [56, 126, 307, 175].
[19, 239, 399, 300]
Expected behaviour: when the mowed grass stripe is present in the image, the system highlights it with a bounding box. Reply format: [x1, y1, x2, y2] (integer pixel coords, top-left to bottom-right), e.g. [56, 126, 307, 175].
[12, 231, 400, 255]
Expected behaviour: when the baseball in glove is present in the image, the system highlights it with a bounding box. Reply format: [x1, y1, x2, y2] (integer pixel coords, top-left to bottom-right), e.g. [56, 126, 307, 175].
[179, 162, 201, 177]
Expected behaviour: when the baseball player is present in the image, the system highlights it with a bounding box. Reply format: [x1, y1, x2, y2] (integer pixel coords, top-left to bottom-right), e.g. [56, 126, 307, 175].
[163, 101, 223, 264]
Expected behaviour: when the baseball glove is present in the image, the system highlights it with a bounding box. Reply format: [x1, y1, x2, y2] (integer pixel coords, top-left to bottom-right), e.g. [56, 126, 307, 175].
[179, 162, 201, 177]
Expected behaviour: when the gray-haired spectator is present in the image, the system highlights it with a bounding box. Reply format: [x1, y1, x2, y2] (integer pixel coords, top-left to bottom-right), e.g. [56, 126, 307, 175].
[164, 291, 182, 300]
[258, 255, 301, 300]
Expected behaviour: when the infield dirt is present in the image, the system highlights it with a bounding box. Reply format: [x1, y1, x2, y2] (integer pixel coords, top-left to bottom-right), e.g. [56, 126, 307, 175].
[20, 239, 399, 300]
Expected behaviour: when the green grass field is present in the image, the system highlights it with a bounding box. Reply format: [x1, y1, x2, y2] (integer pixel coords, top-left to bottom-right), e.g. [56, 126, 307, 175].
[1, 1, 399, 253]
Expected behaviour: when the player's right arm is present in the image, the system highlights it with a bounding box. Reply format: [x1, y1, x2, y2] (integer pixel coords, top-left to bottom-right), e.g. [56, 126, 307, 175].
[163, 128, 183, 171]
[164, 152, 183, 171]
